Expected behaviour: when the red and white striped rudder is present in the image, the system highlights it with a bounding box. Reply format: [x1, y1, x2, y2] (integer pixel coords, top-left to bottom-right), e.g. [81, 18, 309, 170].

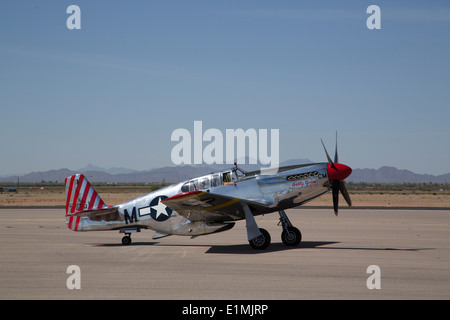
[64, 174, 109, 231]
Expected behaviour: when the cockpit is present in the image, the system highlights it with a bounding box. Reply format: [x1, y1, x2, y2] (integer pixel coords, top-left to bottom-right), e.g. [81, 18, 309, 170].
[181, 172, 226, 192]
[180, 165, 248, 193]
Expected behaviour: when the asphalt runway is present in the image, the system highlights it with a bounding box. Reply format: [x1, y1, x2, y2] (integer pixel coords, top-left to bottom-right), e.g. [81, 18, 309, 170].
[1, 208, 449, 300]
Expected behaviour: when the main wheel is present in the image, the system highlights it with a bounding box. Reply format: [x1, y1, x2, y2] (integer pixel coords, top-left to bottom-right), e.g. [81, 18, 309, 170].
[122, 235, 132, 246]
[249, 228, 271, 250]
[281, 226, 302, 246]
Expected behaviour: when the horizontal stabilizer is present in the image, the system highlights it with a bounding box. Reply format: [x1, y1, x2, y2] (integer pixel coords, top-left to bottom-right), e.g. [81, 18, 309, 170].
[66, 207, 118, 218]
[66, 207, 119, 231]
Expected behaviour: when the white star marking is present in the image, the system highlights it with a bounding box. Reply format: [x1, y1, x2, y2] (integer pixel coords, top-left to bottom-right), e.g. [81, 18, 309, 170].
[151, 198, 169, 219]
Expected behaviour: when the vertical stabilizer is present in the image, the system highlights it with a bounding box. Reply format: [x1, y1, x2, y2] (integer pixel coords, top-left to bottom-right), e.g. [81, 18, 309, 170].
[64, 174, 109, 216]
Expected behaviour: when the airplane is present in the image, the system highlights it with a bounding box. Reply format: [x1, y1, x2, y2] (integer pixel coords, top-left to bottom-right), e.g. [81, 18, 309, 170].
[64, 135, 352, 250]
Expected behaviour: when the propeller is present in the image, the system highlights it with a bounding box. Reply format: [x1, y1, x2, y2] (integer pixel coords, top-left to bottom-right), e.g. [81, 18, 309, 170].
[321, 132, 352, 216]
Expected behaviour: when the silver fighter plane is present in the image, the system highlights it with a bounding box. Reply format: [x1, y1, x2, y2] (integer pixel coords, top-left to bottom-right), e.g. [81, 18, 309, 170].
[65, 136, 352, 249]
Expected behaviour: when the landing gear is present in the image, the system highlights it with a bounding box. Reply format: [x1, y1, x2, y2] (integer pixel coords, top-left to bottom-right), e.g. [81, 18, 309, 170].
[121, 234, 132, 246]
[281, 226, 302, 246]
[119, 227, 140, 246]
[244, 205, 272, 250]
[278, 210, 302, 247]
[244, 204, 302, 249]
[249, 228, 271, 250]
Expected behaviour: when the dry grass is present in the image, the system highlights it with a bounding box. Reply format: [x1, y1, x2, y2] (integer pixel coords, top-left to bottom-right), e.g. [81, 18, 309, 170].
[305, 192, 450, 208]
[0, 185, 155, 207]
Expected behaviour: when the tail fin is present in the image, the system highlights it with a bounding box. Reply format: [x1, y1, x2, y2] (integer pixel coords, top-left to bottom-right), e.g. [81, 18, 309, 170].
[65, 174, 109, 216]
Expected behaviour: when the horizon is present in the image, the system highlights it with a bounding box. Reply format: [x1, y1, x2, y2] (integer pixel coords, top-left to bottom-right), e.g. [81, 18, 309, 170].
[1, 160, 449, 180]
[1, 1, 449, 176]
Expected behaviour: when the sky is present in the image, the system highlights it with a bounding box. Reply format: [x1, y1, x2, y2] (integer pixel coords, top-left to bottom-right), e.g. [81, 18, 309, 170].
[1, 0, 449, 176]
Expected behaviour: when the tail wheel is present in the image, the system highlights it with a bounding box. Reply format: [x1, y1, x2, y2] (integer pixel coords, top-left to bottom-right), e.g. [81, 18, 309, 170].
[281, 227, 302, 246]
[121, 235, 132, 246]
[249, 228, 271, 250]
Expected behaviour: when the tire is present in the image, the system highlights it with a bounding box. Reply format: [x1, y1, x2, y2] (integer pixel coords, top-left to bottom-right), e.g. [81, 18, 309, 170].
[281, 227, 302, 246]
[122, 235, 132, 246]
[249, 228, 271, 250]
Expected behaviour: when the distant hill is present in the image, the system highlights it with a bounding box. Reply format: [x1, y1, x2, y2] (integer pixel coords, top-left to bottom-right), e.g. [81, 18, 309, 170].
[347, 166, 450, 184]
[77, 163, 137, 175]
[0, 168, 76, 184]
[1, 161, 449, 184]
[0, 159, 311, 184]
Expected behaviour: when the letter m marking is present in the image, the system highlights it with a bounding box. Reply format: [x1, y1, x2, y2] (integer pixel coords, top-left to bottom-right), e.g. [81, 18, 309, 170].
[124, 207, 138, 224]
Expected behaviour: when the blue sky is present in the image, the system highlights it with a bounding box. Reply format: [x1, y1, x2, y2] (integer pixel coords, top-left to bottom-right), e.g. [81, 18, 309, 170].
[1, 1, 449, 176]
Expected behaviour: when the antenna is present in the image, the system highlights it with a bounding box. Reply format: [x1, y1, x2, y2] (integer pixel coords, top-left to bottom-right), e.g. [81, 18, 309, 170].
[173, 166, 180, 183]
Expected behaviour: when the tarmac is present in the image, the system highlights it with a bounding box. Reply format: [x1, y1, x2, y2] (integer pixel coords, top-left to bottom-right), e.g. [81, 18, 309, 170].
[1, 207, 449, 300]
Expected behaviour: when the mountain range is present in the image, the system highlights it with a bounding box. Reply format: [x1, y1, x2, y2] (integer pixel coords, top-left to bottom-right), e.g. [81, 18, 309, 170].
[1, 160, 449, 184]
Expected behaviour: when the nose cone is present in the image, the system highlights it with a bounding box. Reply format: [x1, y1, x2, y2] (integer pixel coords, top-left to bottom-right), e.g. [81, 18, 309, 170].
[327, 163, 352, 182]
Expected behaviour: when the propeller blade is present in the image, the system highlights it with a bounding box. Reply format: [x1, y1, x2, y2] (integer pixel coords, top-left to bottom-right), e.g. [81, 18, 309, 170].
[321, 139, 336, 169]
[339, 181, 352, 208]
[332, 180, 340, 216]
[334, 131, 339, 164]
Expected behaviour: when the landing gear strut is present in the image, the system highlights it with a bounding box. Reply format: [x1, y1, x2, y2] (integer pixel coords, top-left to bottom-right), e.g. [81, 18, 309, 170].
[243, 205, 271, 250]
[278, 210, 302, 246]
[243, 205, 301, 250]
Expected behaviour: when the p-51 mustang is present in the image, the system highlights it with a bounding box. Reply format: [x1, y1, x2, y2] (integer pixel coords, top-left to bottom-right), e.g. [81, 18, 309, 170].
[65, 136, 352, 249]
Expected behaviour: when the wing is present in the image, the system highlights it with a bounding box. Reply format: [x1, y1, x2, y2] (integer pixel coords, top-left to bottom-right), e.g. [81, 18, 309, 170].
[162, 190, 271, 222]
